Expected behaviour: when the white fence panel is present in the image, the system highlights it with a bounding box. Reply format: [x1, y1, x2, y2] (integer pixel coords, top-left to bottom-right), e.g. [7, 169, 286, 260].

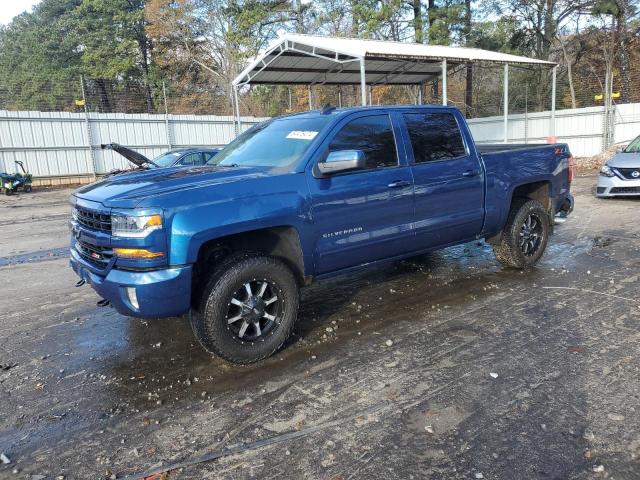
[0, 111, 267, 177]
[2, 104, 639, 178]
[615, 103, 640, 144]
[0, 110, 93, 176]
[467, 105, 610, 157]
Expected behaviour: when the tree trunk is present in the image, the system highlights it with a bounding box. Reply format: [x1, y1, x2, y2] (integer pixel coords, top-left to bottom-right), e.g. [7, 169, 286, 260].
[428, 0, 439, 96]
[136, 28, 154, 113]
[96, 79, 112, 113]
[413, 0, 423, 43]
[465, 64, 473, 118]
[464, 0, 472, 117]
[542, 0, 555, 59]
[295, 0, 305, 33]
[616, 0, 630, 102]
[558, 36, 576, 109]
[427, 0, 436, 43]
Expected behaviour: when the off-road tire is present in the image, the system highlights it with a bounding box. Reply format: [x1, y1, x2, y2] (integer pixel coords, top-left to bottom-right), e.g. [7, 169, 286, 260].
[492, 198, 550, 269]
[190, 253, 299, 364]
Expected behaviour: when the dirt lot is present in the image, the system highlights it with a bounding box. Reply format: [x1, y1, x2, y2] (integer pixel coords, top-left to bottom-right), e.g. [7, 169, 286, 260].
[0, 176, 639, 480]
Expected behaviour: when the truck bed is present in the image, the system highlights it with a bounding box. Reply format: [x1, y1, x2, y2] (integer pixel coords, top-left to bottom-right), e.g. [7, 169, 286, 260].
[478, 141, 571, 240]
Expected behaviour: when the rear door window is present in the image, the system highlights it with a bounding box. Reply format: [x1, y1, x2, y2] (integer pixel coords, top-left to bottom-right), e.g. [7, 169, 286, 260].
[404, 112, 466, 163]
[329, 115, 398, 170]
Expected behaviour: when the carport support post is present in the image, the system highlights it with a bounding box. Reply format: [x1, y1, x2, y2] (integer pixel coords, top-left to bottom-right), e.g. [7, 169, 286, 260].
[233, 85, 241, 135]
[308, 85, 312, 110]
[360, 58, 367, 106]
[80, 75, 98, 178]
[441, 59, 447, 105]
[162, 81, 171, 149]
[550, 65, 557, 140]
[503, 64, 509, 143]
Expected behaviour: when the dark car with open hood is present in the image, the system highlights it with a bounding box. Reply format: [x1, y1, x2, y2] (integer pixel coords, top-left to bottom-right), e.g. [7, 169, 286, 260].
[102, 144, 220, 174]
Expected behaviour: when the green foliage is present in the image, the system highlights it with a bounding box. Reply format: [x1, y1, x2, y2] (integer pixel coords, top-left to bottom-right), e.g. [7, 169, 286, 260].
[591, 0, 620, 17]
[468, 16, 528, 54]
[71, 0, 147, 80]
[0, 0, 638, 115]
[0, 0, 84, 110]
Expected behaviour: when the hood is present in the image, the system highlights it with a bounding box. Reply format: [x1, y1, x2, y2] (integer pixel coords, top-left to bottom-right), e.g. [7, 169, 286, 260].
[102, 143, 153, 167]
[608, 151, 640, 168]
[74, 165, 269, 208]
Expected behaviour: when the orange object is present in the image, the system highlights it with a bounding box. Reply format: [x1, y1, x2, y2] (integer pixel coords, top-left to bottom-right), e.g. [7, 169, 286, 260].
[113, 248, 164, 259]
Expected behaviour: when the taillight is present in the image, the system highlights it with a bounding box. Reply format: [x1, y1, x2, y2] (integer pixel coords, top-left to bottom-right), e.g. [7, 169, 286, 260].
[568, 156, 574, 184]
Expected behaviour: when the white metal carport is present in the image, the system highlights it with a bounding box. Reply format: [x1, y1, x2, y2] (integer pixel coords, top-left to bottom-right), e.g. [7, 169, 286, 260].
[232, 34, 558, 142]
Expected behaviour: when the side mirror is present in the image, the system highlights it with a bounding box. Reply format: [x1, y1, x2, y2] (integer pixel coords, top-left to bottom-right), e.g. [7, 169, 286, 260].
[318, 150, 366, 175]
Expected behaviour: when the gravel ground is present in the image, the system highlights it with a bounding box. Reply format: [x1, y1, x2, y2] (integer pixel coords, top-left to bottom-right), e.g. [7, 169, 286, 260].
[0, 176, 639, 480]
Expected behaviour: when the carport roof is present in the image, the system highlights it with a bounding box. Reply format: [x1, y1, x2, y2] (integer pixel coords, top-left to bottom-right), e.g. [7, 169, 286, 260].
[233, 33, 556, 87]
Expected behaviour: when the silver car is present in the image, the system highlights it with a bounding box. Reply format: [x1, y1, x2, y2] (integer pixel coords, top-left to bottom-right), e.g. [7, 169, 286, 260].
[597, 135, 640, 197]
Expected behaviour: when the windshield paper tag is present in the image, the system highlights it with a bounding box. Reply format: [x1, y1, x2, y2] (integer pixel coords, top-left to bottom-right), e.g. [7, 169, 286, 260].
[286, 131, 318, 140]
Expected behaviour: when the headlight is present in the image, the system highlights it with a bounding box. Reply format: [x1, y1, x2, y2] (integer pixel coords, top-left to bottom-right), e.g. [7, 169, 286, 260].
[600, 165, 615, 177]
[111, 213, 163, 237]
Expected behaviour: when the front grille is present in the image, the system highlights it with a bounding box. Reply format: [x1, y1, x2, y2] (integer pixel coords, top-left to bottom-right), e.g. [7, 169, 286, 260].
[75, 240, 113, 268]
[610, 187, 640, 194]
[614, 167, 640, 180]
[75, 206, 111, 232]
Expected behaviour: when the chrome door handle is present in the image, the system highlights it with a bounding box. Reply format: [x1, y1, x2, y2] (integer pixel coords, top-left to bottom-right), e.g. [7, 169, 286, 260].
[388, 180, 411, 188]
[462, 169, 480, 177]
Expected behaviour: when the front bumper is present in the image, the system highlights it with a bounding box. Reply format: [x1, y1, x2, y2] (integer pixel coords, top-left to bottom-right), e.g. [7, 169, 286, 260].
[70, 248, 192, 318]
[596, 175, 640, 197]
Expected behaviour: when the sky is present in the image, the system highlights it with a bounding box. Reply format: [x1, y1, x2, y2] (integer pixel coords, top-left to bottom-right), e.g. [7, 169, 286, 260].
[0, 0, 41, 25]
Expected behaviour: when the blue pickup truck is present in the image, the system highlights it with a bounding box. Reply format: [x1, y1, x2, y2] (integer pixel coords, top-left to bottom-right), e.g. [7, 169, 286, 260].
[70, 106, 574, 363]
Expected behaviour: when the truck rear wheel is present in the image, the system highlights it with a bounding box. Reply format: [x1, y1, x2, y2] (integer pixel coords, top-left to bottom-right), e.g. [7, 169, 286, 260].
[492, 199, 550, 269]
[190, 254, 299, 364]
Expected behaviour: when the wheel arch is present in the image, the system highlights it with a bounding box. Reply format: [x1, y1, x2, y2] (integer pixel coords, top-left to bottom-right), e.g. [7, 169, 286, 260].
[488, 179, 553, 245]
[191, 225, 306, 305]
[511, 180, 552, 212]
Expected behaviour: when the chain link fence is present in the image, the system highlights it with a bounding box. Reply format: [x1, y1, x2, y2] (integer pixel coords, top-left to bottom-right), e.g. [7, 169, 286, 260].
[1, 59, 638, 119]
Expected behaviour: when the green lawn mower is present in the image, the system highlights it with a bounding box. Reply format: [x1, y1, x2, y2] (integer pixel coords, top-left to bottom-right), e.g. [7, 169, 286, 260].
[0, 161, 33, 195]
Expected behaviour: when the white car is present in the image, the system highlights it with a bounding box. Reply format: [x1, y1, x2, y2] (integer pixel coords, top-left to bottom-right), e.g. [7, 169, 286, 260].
[597, 135, 640, 197]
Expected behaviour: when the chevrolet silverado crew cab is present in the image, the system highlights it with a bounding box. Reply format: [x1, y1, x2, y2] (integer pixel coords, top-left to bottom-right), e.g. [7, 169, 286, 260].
[70, 105, 574, 364]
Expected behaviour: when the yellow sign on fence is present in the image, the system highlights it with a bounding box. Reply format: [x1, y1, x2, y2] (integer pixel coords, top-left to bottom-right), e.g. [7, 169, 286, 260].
[595, 92, 620, 101]
[74, 99, 85, 106]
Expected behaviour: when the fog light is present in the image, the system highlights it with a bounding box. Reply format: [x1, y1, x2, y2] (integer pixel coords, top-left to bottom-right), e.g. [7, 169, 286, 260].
[126, 287, 139, 310]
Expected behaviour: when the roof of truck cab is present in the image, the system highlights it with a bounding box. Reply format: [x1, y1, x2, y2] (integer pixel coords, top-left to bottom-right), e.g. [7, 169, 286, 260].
[274, 104, 455, 119]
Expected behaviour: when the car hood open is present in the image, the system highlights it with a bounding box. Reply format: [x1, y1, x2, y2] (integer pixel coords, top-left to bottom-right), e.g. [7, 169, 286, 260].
[102, 143, 153, 167]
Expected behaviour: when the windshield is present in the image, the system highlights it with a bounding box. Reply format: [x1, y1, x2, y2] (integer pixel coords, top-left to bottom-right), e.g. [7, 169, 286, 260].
[209, 117, 332, 168]
[624, 135, 640, 153]
[152, 151, 182, 168]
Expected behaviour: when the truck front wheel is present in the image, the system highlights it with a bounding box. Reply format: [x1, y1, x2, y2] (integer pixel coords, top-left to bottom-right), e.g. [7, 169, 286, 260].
[190, 254, 299, 364]
[492, 199, 550, 269]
